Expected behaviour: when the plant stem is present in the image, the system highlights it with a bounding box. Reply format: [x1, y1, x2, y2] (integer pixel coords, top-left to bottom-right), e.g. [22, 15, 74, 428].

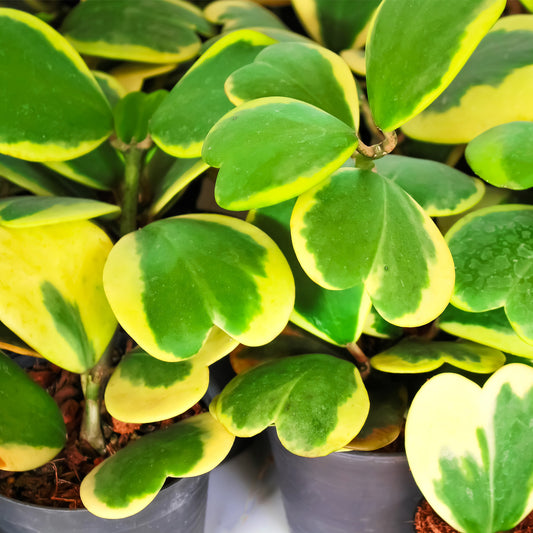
[356, 130, 398, 160]
[346, 342, 371, 380]
[119, 147, 143, 236]
[80, 343, 115, 455]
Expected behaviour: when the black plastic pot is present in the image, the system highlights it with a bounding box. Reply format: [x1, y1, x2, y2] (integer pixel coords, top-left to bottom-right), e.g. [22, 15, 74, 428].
[0, 474, 207, 533]
[268, 429, 422, 533]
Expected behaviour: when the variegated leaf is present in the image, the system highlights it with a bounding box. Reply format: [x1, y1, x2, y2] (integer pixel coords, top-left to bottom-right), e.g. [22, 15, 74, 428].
[291, 168, 455, 327]
[103, 214, 294, 362]
[211, 353, 369, 456]
[406, 364, 533, 533]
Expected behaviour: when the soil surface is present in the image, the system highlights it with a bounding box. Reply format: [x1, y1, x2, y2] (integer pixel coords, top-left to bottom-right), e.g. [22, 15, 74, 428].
[0, 360, 203, 509]
[415, 500, 533, 532]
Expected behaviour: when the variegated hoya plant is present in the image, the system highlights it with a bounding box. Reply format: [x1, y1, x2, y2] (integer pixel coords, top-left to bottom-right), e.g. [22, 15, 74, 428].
[1, 0, 533, 529]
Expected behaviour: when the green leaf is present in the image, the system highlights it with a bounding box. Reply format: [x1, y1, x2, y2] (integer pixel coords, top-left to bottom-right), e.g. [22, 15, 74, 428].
[248, 199, 371, 346]
[211, 353, 369, 456]
[403, 16, 533, 143]
[114, 91, 168, 145]
[362, 307, 403, 339]
[291, 168, 455, 327]
[366, 0, 506, 131]
[406, 364, 533, 532]
[93, 71, 127, 109]
[61, 0, 214, 63]
[522, 0, 533, 11]
[0, 221, 117, 373]
[345, 377, 407, 452]
[374, 155, 484, 216]
[446, 205, 533, 344]
[0, 197, 120, 227]
[439, 305, 533, 358]
[104, 348, 216, 423]
[0, 154, 71, 196]
[371, 338, 505, 374]
[43, 142, 124, 191]
[204, 0, 288, 32]
[150, 29, 276, 158]
[203, 97, 357, 210]
[291, 0, 381, 52]
[225, 41, 359, 130]
[465, 121, 533, 190]
[80, 413, 234, 519]
[147, 156, 209, 218]
[0, 352, 66, 471]
[103, 214, 294, 362]
[0, 8, 113, 161]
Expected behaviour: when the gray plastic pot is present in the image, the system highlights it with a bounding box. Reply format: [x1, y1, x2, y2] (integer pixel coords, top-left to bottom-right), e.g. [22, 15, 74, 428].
[0, 474, 207, 533]
[268, 429, 422, 533]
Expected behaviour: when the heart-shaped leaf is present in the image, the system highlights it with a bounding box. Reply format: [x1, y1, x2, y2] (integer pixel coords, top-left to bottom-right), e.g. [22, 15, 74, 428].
[403, 15, 533, 143]
[147, 156, 209, 218]
[406, 364, 533, 533]
[366, 0, 506, 131]
[522, 0, 533, 11]
[0, 323, 38, 357]
[225, 42, 359, 130]
[374, 155, 484, 216]
[465, 121, 533, 190]
[291, 0, 381, 52]
[204, 0, 288, 33]
[109, 62, 177, 94]
[0, 352, 66, 471]
[211, 353, 369, 456]
[446, 205, 533, 344]
[344, 377, 407, 452]
[362, 307, 403, 339]
[371, 338, 505, 374]
[0, 221, 117, 373]
[203, 96, 358, 210]
[105, 347, 228, 423]
[61, 0, 214, 63]
[0, 8, 113, 161]
[93, 71, 126, 109]
[43, 142, 124, 191]
[80, 413, 234, 519]
[150, 29, 275, 158]
[0, 197, 120, 227]
[249, 198, 371, 345]
[291, 168, 455, 327]
[439, 305, 533, 358]
[103, 214, 294, 362]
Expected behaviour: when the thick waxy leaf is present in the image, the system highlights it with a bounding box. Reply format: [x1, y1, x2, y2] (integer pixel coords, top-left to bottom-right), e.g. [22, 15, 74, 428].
[403, 16, 533, 143]
[150, 30, 275, 158]
[105, 349, 213, 423]
[0, 197, 120, 227]
[291, 0, 381, 52]
[114, 91, 168, 145]
[0, 323, 38, 357]
[371, 338, 505, 374]
[93, 71, 126, 108]
[341, 48, 367, 76]
[439, 305, 533, 358]
[225, 42, 359, 130]
[104, 214, 294, 362]
[362, 307, 403, 339]
[62, 0, 214, 63]
[465, 121, 533, 190]
[374, 155, 484, 216]
[249, 199, 370, 345]
[0, 8, 112, 161]
[366, 0, 506, 131]
[446, 205, 533, 344]
[523, 0, 533, 11]
[0, 352, 66, 471]
[0, 155, 70, 196]
[345, 378, 407, 452]
[292, 168, 455, 327]
[204, 97, 357, 210]
[148, 156, 209, 218]
[204, 0, 288, 32]
[43, 142, 124, 190]
[211, 353, 369, 456]
[80, 413, 234, 519]
[0, 221, 117, 373]
[406, 364, 533, 533]
[109, 62, 177, 94]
